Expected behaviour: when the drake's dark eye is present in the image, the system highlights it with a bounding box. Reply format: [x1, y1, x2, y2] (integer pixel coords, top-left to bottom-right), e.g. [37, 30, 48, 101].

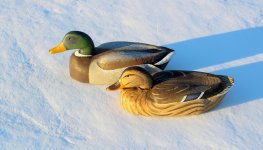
[68, 37, 71, 40]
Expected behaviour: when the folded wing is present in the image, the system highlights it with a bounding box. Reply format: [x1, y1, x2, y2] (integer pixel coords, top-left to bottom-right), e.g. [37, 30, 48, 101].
[95, 42, 174, 70]
[150, 71, 222, 104]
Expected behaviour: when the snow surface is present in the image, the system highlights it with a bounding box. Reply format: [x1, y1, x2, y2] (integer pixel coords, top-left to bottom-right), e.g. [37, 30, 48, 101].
[1, 0, 263, 149]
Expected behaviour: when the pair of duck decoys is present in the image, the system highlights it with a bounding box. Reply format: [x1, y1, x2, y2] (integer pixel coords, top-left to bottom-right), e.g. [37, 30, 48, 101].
[49, 31, 234, 117]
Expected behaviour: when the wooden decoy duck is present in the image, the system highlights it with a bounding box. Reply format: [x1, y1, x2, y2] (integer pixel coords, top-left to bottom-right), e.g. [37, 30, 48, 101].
[49, 31, 174, 84]
[107, 66, 234, 116]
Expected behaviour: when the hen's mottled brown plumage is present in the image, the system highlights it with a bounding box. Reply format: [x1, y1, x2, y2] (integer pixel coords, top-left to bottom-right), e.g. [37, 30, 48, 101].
[108, 67, 234, 117]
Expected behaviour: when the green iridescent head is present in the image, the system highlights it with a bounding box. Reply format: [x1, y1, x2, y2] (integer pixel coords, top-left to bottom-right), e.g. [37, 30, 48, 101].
[49, 31, 95, 55]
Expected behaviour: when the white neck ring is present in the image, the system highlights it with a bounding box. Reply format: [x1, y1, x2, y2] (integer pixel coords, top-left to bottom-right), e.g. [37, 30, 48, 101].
[74, 51, 92, 57]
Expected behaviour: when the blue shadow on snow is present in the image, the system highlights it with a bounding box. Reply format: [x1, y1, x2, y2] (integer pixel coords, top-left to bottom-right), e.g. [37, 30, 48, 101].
[165, 26, 263, 70]
[165, 26, 263, 109]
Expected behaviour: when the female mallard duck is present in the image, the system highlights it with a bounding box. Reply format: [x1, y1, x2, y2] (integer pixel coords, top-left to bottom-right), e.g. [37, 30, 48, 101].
[49, 31, 174, 84]
[107, 66, 234, 116]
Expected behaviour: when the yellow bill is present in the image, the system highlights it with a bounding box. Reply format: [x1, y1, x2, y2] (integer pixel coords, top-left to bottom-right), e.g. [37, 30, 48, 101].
[49, 42, 66, 54]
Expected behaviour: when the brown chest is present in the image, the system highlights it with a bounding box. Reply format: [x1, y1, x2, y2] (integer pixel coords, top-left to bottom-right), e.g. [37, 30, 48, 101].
[69, 53, 92, 83]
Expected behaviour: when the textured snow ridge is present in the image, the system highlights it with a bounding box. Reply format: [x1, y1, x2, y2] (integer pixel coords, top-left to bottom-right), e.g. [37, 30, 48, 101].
[1, 0, 263, 149]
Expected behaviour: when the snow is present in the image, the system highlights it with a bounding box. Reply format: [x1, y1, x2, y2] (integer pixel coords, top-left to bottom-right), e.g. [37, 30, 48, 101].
[1, 0, 263, 149]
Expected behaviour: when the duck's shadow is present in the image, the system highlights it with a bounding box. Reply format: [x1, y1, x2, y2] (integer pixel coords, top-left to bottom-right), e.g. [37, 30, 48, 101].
[164, 27, 263, 110]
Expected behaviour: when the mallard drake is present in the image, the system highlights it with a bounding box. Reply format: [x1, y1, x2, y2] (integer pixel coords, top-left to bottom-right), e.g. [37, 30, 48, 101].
[49, 31, 174, 84]
[107, 66, 234, 116]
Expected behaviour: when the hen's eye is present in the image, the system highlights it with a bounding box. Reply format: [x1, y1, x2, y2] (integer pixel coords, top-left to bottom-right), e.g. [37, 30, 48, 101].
[124, 74, 134, 78]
